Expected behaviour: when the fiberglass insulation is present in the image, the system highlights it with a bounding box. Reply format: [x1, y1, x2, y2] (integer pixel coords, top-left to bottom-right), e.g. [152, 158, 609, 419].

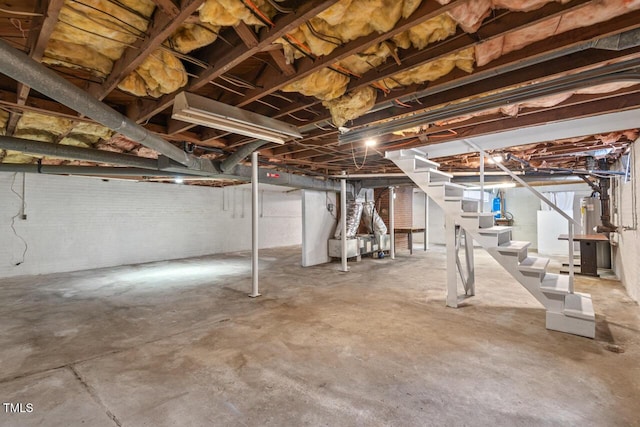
[44, 0, 156, 76]
[1, 112, 114, 164]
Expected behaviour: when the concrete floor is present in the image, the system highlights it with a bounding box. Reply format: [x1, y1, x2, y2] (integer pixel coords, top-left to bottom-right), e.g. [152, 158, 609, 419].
[0, 245, 639, 426]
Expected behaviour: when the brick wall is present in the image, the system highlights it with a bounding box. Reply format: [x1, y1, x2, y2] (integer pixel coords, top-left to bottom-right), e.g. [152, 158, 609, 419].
[375, 186, 413, 251]
[0, 173, 301, 278]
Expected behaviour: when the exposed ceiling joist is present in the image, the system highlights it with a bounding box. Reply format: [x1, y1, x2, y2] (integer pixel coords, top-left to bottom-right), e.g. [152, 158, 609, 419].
[132, 0, 339, 123]
[89, 0, 205, 100]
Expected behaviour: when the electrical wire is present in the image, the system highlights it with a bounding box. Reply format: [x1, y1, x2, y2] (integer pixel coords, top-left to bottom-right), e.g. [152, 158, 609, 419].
[9, 173, 28, 265]
[0, 7, 43, 16]
[350, 141, 368, 170]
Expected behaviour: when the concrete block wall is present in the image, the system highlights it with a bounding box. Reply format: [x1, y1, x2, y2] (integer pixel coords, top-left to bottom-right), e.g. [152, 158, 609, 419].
[0, 173, 301, 278]
[375, 186, 412, 251]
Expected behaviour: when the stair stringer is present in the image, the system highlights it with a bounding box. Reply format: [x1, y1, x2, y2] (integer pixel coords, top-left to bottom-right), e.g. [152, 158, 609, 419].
[388, 154, 596, 338]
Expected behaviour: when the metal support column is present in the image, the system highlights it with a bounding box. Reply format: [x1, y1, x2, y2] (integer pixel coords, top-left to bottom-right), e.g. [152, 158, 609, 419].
[389, 186, 395, 260]
[446, 217, 458, 307]
[340, 171, 348, 272]
[424, 191, 429, 251]
[249, 152, 261, 298]
[479, 154, 485, 213]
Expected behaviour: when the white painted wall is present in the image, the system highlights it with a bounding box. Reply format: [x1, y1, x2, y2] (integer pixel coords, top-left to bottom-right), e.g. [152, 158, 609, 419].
[0, 173, 301, 278]
[301, 190, 337, 266]
[412, 183, 591, 249]
[501, 183, 590, 250]
[412, 190, 445, 245]
[612, 144, 640, 302]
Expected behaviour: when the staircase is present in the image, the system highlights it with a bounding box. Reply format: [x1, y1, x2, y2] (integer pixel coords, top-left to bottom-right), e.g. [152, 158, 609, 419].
[386, 149, 595, 338]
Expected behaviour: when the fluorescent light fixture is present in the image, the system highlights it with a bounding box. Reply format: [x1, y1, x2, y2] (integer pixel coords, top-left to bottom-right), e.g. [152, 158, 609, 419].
[175, 177, 184, 184]
[490, 155, 503, 164]
[172, 92, 302, 144]
[365, 138, 377, 147]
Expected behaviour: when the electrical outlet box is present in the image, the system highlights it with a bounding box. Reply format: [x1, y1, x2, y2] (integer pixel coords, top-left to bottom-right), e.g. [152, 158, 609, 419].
[21, 214, 27, 220]
[327, 203, 334, 213]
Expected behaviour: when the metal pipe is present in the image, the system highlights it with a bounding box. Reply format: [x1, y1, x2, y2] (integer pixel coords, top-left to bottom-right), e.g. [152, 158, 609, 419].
[219, 140, 271, 173]
[0, 136, 159, 169]
[389, 186, 395, 260]
[0, 39, 208, 171]
[0, 164, 181, 176]
[249, 151, 261, 297]
[424, 190, 429, 251]
[0, 136, 348, 192]
[479, 154, 485, 213]
[568, 222, 575, 292]
[340, 171, 348, 272]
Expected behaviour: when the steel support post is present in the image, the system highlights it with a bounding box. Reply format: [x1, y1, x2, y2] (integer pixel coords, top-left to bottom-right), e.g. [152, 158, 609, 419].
[389, 186, 395, 260]
[249, 151, 261, 297]
[424, 190, 429, 251]
[480, 154, 485, 213]
[446, 217, 458, 308]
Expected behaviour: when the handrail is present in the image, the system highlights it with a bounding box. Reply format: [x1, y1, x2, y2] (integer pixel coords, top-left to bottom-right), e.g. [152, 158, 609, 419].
[463, 139, 577, 291]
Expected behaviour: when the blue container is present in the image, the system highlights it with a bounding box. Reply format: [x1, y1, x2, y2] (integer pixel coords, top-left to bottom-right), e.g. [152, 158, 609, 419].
[492, 197, 501, 219]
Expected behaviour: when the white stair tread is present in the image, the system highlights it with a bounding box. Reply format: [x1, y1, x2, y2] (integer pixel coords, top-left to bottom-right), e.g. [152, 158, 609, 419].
[498, 240, 531, 252]
[461, 212, 496, 218]
[540, 273, 570, 295]
[518, 256, 550, 273]
[413, 167, 454, 178]
[428, 182, 466, 189]
[564, 293, 595, 320]
[477, 226, 512, 234]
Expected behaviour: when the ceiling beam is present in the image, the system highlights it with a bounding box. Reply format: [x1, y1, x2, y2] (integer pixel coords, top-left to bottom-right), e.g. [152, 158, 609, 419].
[293, 79, 640, 164]
[5, 0, 65, 136]
[267, 4, 639, 127]
[235, 0, 466, 107]
[89, 0, 205, 101]
[132, 0, 339, 123]
[150, 0, 180, 18]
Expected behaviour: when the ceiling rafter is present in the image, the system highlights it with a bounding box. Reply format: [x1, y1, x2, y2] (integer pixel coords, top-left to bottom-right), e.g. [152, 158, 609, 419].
[5, 0, 65, 136]
[280, 47, 640, 161]
[292, 10, 640, 134]
[150, 0, 180, 18]
[89, 0, 205, 101]
[304, 93, 640, 166]
[235, 0, 468, 108]
[262, 3, 639, 128]
[132, 0, 340, 123]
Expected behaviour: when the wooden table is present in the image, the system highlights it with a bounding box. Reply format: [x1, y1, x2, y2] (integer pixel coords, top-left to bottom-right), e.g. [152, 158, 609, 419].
[394, 228, 426, 255]
[558, 234, 609, 277]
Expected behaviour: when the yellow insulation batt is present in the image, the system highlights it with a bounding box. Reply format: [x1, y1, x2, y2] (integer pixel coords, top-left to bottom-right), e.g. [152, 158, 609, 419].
[60, 122, 114, 148]
[379, 47, 475, 89]
[15, 112, 74, 142]
[0, 110, 8, 135]
[276, 0, 425, 63]
[3, 150, 36, 164]
[118, 48, 189, 97]
[281, 68, 350, 101]
[199, 0, 276, 27]
[391, 13, 457, 50]
[337, 43, 395, 76]
[169, 23, 220, 54]
[43, 0, 156, 76]
[323, 87, 377, 127]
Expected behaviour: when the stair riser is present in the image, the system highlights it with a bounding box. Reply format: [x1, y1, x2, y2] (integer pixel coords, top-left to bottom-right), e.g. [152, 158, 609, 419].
[546, 311, 595, 338]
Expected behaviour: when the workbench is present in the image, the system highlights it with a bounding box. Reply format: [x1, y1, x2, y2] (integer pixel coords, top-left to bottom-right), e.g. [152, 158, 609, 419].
[558, 234, 609, 277]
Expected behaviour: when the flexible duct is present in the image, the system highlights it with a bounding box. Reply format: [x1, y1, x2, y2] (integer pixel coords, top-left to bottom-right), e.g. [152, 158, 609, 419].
[334, 201, 363, 239]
